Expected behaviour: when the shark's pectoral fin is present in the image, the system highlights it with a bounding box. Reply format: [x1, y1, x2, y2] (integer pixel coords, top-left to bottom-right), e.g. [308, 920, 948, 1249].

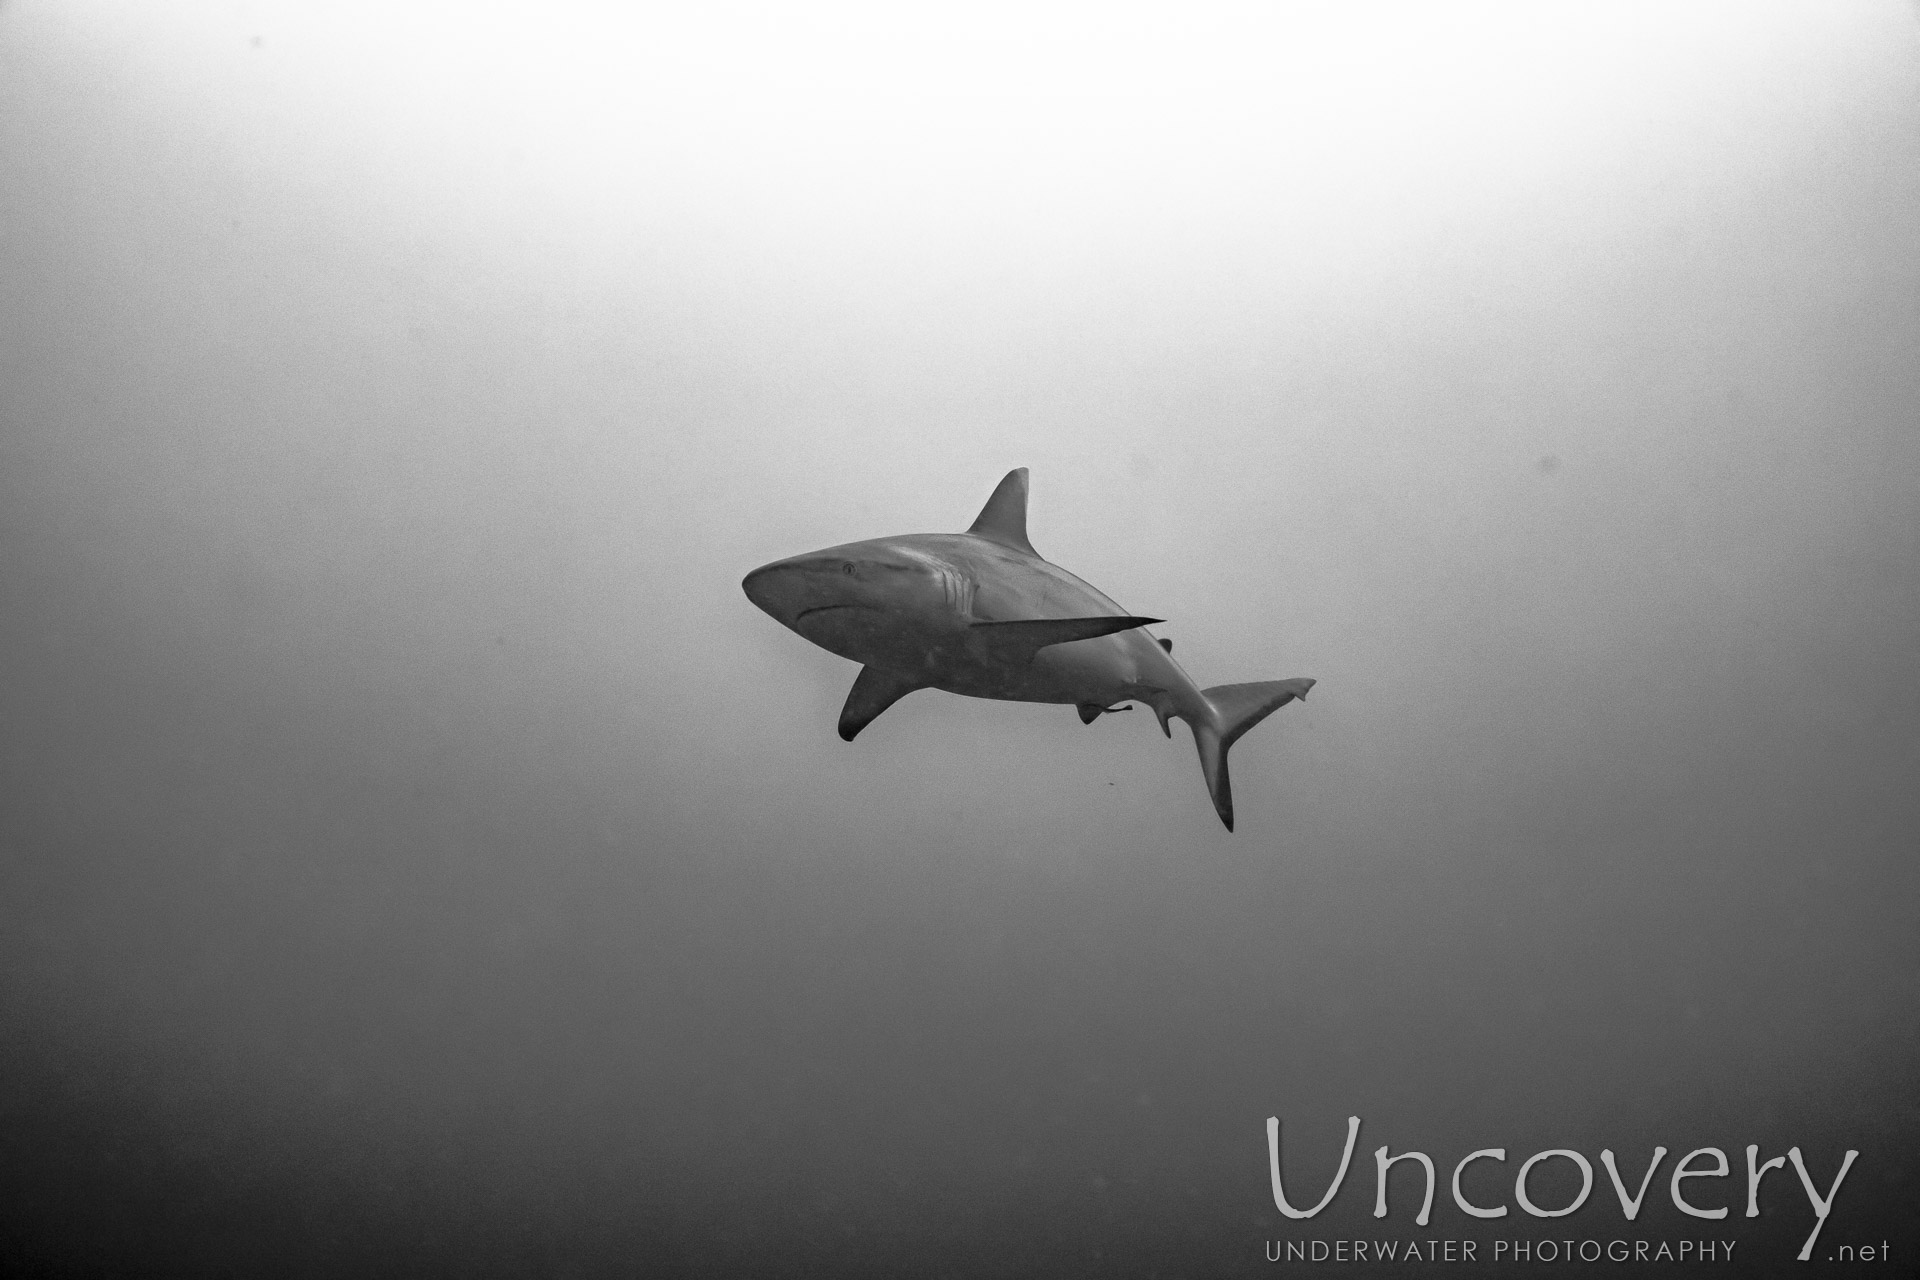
[838, 665, 926, 742]
[969, 616, 1164, 665]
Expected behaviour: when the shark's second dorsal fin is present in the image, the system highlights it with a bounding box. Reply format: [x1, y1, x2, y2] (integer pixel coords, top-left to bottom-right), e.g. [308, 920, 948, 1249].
[967, 468, 1038, 557]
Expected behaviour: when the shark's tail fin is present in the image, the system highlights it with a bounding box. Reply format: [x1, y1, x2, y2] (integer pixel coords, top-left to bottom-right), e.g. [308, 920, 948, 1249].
[1189, 679, 1316, 831]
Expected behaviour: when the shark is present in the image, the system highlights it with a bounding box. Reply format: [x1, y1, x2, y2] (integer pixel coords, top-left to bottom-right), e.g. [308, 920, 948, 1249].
[741, 468, 1315, 830]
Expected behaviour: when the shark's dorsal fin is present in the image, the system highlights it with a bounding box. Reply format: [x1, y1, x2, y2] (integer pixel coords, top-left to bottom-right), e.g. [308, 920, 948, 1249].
[967, 468, 1038, 557]
[838, 665, 926, 741]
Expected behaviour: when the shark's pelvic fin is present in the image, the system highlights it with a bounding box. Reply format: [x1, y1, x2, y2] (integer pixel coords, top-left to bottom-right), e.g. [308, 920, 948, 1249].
[838, 665, 926, 742]
[966, 468, 1039, 557]
[1158, 637, 1172, 652]
[1077, 702, 1133, 724]
[969, 616, 1163, 666]
[1190, 678, 1317, 831]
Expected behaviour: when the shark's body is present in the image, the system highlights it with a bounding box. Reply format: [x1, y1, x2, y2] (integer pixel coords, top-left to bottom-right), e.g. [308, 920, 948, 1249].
[741, 469, 1314, 830]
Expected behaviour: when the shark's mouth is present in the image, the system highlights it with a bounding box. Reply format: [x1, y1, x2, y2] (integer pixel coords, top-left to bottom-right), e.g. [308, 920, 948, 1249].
[795, 604, 880, 623]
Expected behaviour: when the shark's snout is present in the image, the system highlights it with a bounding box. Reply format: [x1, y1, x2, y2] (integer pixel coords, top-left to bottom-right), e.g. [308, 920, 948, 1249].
[744, 556, 858, 629]
[741, 561, 798, 622]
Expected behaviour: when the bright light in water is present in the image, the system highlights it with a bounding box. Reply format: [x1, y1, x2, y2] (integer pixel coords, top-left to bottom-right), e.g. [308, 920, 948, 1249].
[62, 0, 1878, 263]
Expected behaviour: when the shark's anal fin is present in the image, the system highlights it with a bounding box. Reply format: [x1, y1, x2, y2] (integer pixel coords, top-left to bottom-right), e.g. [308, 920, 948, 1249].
[838, 665, 926, 742]
[966, 468, 1039, 557]
[1136, 689, 1174, 737]
[969, 616, 1164, 665]
[1158, 638, 1172, 652]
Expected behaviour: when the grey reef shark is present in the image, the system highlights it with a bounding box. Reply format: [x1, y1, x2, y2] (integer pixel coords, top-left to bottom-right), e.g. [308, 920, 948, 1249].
[742, 469, 1316, 830]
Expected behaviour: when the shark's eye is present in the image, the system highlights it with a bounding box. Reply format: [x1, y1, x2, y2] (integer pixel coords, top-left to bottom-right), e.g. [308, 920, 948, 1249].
[841, 561, 855, 575]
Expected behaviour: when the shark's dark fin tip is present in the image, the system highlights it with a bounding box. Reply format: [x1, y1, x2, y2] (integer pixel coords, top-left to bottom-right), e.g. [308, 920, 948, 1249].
[838, 665, 926, 742]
